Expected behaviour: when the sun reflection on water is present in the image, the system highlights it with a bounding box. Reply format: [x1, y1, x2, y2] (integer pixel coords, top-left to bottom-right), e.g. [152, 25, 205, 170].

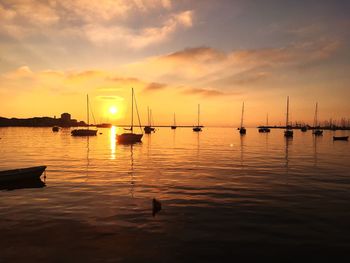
[110, 126, 116, 160]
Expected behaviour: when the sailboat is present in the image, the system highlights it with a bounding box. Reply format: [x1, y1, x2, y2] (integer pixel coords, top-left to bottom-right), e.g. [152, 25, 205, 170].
[312, 102, 323, 136]
[171, 113, 177, 129]
[144, 107, 155, 134]
[71, 95, 97, 136]
[284, 96, 293, 138]
[259, 113, 271, 133]
[116, 88, 143, 143]
[193, 104, 202, 132]
[239, 102, 246, 135]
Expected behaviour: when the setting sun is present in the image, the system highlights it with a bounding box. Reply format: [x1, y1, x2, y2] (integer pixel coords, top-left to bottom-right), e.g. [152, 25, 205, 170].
[109, 106, 118, 115]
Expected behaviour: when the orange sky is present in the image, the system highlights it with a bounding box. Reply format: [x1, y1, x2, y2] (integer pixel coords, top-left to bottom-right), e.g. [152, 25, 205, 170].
[0, 0, 349, 126]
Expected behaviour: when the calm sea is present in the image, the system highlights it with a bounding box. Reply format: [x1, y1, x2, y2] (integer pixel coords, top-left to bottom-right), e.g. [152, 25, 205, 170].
[0, 127, 350, 262]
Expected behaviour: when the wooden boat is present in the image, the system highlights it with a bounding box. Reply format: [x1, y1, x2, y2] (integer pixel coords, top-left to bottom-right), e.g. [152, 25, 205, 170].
[284, 96, 293, 138]
[71, 95, 97, 136]
[171, 113, 177, 129]
[333, 136, 349, 141]
[52, 126, 59, 132]
[193, 104, 202, 132]
[258, 114, 271, 133]
[312, 102, 323, 136]
[239, 102, 246, 135]
[116, 88, 143, 144]
[0, 166, 46, 183]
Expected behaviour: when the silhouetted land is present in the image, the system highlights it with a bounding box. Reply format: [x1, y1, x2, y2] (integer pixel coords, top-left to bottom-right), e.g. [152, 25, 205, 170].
[0, 113, 86, 127]
[257, 125, 350, 130]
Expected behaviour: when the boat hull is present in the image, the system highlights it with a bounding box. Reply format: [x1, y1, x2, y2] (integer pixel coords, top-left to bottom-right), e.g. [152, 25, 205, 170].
[193, 127, 202, 132]
[52, 126, 59, 132]
[171, 126, 177, 130]
[333, 136, 349, 141]
[313, 130, 323, 136]
[0, 166, 46, 183]
[258, 128, 270, 133]
[71, 129, 97, 136]
[117, 133, 143, 144]
[284, 130, 293, 137]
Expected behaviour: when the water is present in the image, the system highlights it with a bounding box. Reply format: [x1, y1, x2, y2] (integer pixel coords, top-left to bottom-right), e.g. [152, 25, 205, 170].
[0, 127, 349, 262]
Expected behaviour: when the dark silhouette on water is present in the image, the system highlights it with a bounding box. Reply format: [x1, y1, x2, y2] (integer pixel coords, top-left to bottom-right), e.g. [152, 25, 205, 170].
[284, 96, 293, 138]
[238, 102, 246, 135]
[116, 88, 143, 144]
[193, 104, 202, 132]
[333, 136, 348, 141]
[52, 126, 59, 132]
[71, 95, 97, 136]
[0, 177, 45, 191]
[152, 198, 162, 217]
[0, 166, 46, 183]
[312, 102, 323, 136]
[171, 112, 177, 129]
[144, 107, 155, 134]
[259, 113, 271, 133]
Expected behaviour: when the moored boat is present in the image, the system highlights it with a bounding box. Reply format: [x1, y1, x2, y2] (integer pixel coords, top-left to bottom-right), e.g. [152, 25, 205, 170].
[333, 136, 348, 141]
[239, 102, 246, 135]
[71, 95, 98, 136]
[193, 104, 202, 132]
[171, 113, 177, 130]
[52, 126, 59, 132]
[116, 88, 143, 144]
[0, 166, 46, 183]
[258, 114, 270, 133]
[284, 96, 293, 138]
[312, 102, 323, 136]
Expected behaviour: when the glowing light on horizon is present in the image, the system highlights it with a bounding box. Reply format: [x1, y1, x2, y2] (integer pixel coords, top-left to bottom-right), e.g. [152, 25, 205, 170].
[109, 106, 118, 115]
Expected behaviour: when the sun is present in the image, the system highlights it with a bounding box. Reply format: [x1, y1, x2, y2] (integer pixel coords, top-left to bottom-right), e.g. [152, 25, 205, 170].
[109, 106, 118, 115]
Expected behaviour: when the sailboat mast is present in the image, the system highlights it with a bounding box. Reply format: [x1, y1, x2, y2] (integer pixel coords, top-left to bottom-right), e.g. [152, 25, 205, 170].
[87, 94, 89, 130]
[197, 104, 200, 127]
[150, 109, 153, 126]
[266, 113, 269, 126]
[286, 96, 289, 128]
[131, 88, 134, 133]
[174, 112, 176, 126]
[240, 102, 244, 128]
[147, 107, 150, 126]
[314, 102, 318, 127]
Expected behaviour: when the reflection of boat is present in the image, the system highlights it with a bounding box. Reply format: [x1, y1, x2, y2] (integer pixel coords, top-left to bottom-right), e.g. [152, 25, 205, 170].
[284, 96, 293, 138]
[0, 166, 46, 183]
[193, 104, 202, 132]
[96, 123, 112, 128]
[239, 102, 246, 135]
[144, 107, 155, 134]
[52, 126, 59, 132]
[312, 102, 323, 136]
[333, 136, 348, 141]
[258, 114, 271, 133]
[71, 95, 98, 136]
[117, 88, 143, 144]
[171, 113, 177, 129]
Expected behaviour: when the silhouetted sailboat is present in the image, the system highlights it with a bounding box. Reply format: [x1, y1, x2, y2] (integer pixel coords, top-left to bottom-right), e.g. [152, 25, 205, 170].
[144, 107, 155, 134]
[71, 95, 97, 136]
[312, 102, 323, 136]
[116, 88, 143, 143]
[284, 96, 293, 138]
[52, 126, 59, 132]
[301, 126, 308, 132]
[193, 104, 202, 132]
[258, 113, 270, 133]
[239, 102, 246, 135]
[171, 113, 177, 129]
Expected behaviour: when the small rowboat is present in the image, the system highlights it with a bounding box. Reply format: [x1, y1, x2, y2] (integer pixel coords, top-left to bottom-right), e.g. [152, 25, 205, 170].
[333, 136, 349, 141]
[0, 166, 46, 183]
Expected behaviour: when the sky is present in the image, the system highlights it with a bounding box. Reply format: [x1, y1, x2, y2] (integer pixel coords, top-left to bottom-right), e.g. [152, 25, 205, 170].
[0, 0, 349, 127]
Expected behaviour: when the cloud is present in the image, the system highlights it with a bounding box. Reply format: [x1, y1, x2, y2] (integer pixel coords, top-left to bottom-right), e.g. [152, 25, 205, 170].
[143, 82, 167, 92]
[182, 87, 231, 97]
[83, 10, 193, 48]
[97, 95, 124, 101]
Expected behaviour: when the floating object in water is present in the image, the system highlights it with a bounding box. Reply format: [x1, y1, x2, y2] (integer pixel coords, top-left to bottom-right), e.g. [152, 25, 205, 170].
[116, 88, 143, 144]
[193, 104, 202, 132]
[0, 166, 46, 183]
[52, 126, 59, 132]
[152, 198, 162, 217]
[99, 132, 103, 135]
[284, 96, 293, 138]
[239, 102, 246, 135]
[333, 136, 348, 141]
[301, 126, 307, 132]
